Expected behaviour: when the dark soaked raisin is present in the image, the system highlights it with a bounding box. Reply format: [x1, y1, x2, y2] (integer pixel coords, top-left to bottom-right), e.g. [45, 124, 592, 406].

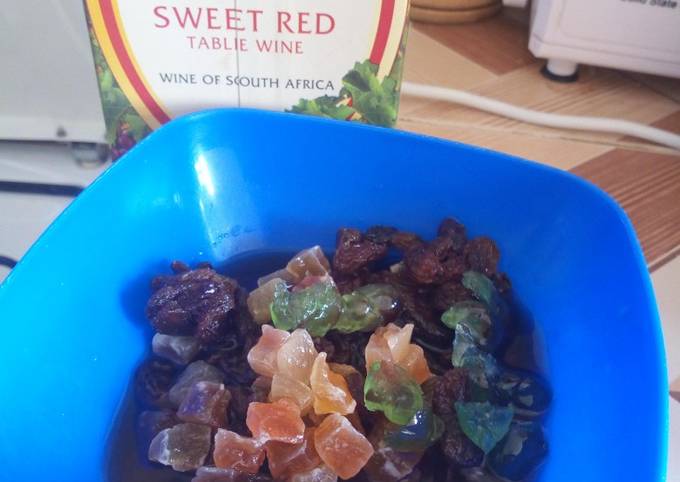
[333, 228, 389, 274]
[432, 282, 473, 312]
[170, 260, 190, 274]
[491, 272, 512, 293]
[438, 218, 467, 252]
[219, 353, 256, 386]
[404, 246, 443, 285]
[313, 336, 336, 360]
[134, 357, 177, 408]
[464, 237, 500, 276]
[334, 271, 366, 295]
[145, 266, 239, 344]
[431, 369, 468, 422]
[365, 225, 398, 245]
[440, 420, 484, 468]
[430, 236, 454, 260]
[227, 385, 254, 436]
[390, 231, 424, 252]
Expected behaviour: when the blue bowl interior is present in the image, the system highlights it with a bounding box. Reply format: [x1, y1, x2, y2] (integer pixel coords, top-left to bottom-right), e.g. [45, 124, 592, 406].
[0, 109, 667, 481]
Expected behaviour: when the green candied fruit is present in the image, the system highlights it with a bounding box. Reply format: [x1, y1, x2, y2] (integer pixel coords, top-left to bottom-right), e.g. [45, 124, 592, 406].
[455, 401, 514, 454]
[384, 408, 444, 452]
[441, 301, 492, 345]
[462, 271, 507, 319]
[270, 278, 341, 337]
[452, 324, 499, 389]
[364, 361, 424, 425]
[334, 284, 400, 334]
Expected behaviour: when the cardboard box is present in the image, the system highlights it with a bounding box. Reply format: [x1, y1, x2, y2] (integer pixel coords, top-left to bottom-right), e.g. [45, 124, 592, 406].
[84, 0, 410, 158]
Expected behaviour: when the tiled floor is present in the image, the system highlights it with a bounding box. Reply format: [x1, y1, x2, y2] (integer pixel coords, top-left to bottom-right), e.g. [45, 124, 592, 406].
[400, 9, 680, 478]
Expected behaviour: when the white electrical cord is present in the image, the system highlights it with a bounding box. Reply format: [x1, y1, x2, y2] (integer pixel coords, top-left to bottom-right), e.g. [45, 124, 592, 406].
[401, 82, 680, 151]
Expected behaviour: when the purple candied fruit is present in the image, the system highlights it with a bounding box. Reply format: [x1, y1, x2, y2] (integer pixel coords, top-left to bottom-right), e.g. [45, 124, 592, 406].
[148, 423, 212, 471]
[177, 381, 231, 427]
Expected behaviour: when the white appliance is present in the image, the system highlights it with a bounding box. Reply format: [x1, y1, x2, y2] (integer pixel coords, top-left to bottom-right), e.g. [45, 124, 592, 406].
[0, 0, 105, 143]
[504, 0, 680, 80]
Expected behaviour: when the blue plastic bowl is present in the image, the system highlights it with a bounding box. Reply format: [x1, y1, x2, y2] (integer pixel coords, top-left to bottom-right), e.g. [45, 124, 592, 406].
[0, 109, 667, 482]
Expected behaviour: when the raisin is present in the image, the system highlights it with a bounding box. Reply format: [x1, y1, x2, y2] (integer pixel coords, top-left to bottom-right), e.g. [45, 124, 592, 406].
[390, 231, 424, 252]
[226, 385, 254, 436]
[438, 218, 467, 252]
[431, 369, 468, 422]
[333, 270, 367, 295]
[464, 237, 500, 276]
[134, 357, 177, 408]
[440, 420, 484, 468]
[365, 225, 398, 244]
[404, 246, 443, 284]
[313, 336, 336, 361]
[145, 265, 239, 344]
[430, 236, 454, 260]
[491, 272, 512, 293]
[432, 282, 473, 312]
[170, 260, 190, 273]
[333, 228, 389, 274]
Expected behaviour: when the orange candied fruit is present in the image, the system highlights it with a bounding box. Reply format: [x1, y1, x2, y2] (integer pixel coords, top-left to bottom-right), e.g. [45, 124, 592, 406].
[266, 427, 321, 479]
[310, 353, 356, 415]
[246, 398, 305, 444]
[246, 325, 290, 377]
[399, 344, 433, 384]
[213, 429, 265, 474]
[314, 413, 374, 480]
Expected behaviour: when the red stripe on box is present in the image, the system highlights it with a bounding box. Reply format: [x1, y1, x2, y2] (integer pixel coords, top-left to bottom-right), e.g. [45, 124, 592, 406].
[99, 0, 170, 124]
[369, 0, 396, 65]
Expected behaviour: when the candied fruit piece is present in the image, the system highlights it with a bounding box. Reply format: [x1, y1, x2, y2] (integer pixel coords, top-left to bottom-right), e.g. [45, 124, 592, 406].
[314, 413, 374, 479]
[399, 344, 433, 384]
[213, 429, 265, 474]
[247, 278, 287, 324]
[334, 284, 400, 334]
[364, 332, 393, 368]
[192, 466, 273, 482]
[289, 465, 338, 482]
[271, 277, 342, 336]
[270, 373, 313, 414]
[277, 329, 318, 383]
[266, 427, 321, 478]
[287, 246, 331, 279]
[310, 353, 356, 415]
[246, 325, 290, 377]
[246, 398, 305, 443]
[152, 333, 200, 365]
[488, 420, 548, 481]
[364, 361, 424, 425]
[148, 423, 211, 471]
[384, 408, 444, 452]
[168, 360, 224, 407]
[136, 410, 178, 455]
[364, 419, 423, 482]
[455, 401, 514, 454]
[376, 323, 413, 363]
[177, 381, 231, 427]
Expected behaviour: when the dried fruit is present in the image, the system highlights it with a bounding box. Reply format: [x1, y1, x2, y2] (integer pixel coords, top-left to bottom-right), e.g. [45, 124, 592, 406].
[364, 361, 423, 425]
[440, 419, 484, 468]
[488, 420, 548, 481]
[455, 401, 514, 454]
[310, 353, 356, 415]
[145, 266, 238, 343]
[384, 408, 444, 452]
[148, 423, 212, 471]
[270, 373, 313, 414]
[246, 398, 305, 444]
[314, 413, 374, 479]
[152, 333, 200, 365]
[332, 228, 388, 274]
[247, 278, 287, 324]
[136, 410, 178, 455]
[464, 237, 499, 276]
[168, 360, 223, 408]
[429, 369, 468, 422]
[246, 325, 290, 377]
[266, 427, 321, 478]
[177, 381, 231, 427]
[399, 344, 433, 384]
[289, 465, 338, 482]
[404, 246, 442, 284]
[213, 429, 265, 474]
[287, 246, 331, 279]
[271, 277, 342, 336]
[192, 466, 273, 482]
[277, 329, 318, 383]
[134, 357, 177, 408]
